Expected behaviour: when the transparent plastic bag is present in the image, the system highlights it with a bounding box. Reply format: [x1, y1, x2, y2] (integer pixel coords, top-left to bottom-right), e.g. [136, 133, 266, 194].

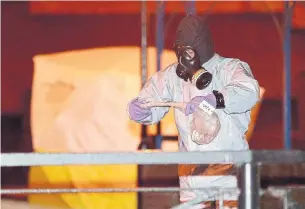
[189, 106, 221, 144]
[140, 100, 221, 145]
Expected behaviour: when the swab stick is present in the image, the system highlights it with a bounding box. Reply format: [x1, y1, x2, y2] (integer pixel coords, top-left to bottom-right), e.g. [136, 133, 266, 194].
[139, 101, 186, 109]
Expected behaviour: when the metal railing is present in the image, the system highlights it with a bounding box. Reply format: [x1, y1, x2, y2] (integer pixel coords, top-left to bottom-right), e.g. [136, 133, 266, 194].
[1, 150, 305, 209]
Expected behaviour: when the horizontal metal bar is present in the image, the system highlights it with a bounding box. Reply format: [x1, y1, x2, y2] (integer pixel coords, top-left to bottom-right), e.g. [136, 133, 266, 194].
[1, 150, 304, 167]
[162, 136, 179, 141]
[252, 150, 305, 163]
[1, 187, 238, 194]
[0, 151, 251, 166]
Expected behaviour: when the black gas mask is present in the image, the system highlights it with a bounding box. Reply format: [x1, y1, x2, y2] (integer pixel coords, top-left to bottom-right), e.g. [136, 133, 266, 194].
[174, 44, 212, 90]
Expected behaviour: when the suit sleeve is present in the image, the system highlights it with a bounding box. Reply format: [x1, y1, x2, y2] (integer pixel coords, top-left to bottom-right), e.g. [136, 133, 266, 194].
[220, 61, 260, 114]
[127, 65, 175, 125]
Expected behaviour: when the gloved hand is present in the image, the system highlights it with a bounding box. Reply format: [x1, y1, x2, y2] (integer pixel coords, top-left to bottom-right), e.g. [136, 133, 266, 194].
[129, 98, 152, 121]
[185, 94, 216, 116]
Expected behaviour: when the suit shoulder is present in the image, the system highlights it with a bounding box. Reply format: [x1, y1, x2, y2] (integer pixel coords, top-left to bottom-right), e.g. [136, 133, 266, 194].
[226, 58, 254, 78]
[160, 62, 178, 74]
[222, 56, 250, 67]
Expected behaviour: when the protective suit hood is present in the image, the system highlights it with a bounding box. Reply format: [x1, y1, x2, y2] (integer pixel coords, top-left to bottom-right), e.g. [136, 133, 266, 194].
[175, 14, 215, 65]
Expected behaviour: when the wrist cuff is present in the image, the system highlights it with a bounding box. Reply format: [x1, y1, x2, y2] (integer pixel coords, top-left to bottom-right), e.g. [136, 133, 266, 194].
[213, 90, 225, 109]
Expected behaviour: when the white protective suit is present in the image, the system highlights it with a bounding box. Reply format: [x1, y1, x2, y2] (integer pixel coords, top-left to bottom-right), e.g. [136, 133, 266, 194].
[128, 53, 260, 205]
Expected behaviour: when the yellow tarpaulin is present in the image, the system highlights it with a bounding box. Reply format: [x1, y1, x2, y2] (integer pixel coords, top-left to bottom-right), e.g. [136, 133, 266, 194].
[30, 47, 178, 209]
[29, 164, 137, 209]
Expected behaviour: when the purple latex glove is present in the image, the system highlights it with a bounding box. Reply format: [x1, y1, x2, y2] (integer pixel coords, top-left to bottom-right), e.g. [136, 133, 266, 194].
[185, 94, 217, 116]
[129, 98, 152, 121]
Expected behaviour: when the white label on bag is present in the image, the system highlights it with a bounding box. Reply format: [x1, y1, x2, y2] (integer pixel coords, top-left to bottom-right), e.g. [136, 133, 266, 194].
[199, 100, 215, 116]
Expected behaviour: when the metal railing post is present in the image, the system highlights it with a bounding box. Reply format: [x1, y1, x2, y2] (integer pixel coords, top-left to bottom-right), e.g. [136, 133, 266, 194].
[282, 1, 295, 150]
[239, 163, 261, 209]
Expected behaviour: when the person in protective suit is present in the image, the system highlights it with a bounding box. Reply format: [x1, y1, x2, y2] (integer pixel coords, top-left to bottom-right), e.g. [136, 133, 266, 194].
[127, 14, 260, 209]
